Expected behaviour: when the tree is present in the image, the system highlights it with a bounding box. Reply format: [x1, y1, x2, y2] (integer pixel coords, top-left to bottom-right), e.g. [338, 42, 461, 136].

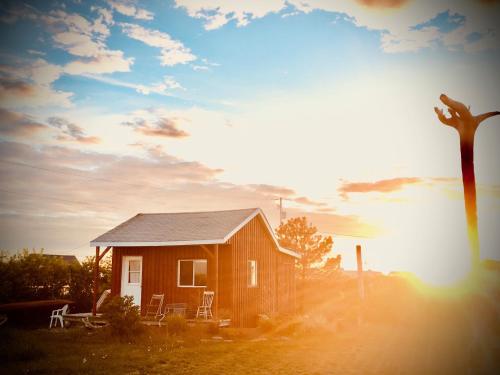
[323, 255, 342, 271]
[276, 217, 333, 280]
[68, 255, 111, 311]
[0, 249, 111, 310]
[434, 94, 499, 272]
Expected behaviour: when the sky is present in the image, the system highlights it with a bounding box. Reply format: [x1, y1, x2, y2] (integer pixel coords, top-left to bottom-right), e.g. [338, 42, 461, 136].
[0, 0, 499, 285]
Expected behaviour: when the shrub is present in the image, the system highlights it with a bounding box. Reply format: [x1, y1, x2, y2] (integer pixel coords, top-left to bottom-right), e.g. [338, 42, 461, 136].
[165, 314, 187, 335]
[101, 295, 144, 339]
[257, 314, 275, 333]
[206, 322, 219, 335]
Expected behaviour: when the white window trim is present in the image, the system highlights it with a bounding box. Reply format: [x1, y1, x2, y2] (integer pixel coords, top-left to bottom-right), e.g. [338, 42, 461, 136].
[177, 259, 208, 288]
[125, 257, 142, 286]
[248, 260, 258, 288]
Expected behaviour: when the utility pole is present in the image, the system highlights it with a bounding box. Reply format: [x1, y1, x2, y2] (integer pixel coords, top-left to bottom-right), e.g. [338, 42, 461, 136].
[356, 245, 365, 300]
[274, 197, 288, 225]
[279, 197, 283, 225]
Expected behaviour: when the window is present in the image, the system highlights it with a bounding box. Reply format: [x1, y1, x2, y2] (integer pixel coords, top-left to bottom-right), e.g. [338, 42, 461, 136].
[178, 259, 207, 287]
[248, 260, 257, 287]
[128, 259, 141, 284]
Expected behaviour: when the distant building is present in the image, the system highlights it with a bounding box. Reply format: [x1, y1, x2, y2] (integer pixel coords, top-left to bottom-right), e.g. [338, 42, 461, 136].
[42, 254, 80, 265]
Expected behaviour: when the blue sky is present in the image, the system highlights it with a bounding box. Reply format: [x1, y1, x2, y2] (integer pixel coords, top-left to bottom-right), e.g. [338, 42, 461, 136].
[1, 0, 499, 284]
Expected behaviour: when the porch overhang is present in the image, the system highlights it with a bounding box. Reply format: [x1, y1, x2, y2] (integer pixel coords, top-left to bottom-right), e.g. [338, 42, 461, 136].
[91, 239, 300, 259]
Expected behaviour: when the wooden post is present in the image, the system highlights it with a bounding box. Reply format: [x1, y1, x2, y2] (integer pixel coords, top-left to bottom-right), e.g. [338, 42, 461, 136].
[93, 246, 100, 316]
[356, 245, 365, 300]
[214, 244, 219, 320]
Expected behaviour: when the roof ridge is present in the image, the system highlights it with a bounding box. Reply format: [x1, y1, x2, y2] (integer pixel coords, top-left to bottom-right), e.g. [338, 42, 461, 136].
[137, 207, 259, 215]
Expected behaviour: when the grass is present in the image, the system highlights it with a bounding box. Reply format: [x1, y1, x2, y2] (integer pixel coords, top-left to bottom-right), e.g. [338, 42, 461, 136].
[3, 272, 499, 374]
[2, 315, 498, 375]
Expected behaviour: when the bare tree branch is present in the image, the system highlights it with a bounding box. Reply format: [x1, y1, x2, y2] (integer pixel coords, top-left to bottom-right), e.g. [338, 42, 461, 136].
[474, 111, 500, 125]
[439, 94, 474, 122]
[434, 107, 456, 127]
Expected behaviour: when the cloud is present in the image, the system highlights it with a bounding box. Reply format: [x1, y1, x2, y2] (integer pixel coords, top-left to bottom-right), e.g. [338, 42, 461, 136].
[355, 0, 408, 8]
[107, 0, 154, 20]
[293, 196, 327, 207]
[0, 140, 363, 253]
[9, 5, 134, 75]
[64, 50, 133, 75]
[0, 108, 47, 137]
[123, 117, 189, 138]
[120, 23, 196, 66]
[0, 76, 34, 96]
[246, 184, 295, 197]
[76, 74, 183, 96]
[135, 76, 183, 95]
[47, 116, 100, 144]
[27, 49, 46, 56]
[339, 177, 422, 199]
[192, 65, 209, 72]
[0, 59, 73, 108]
[283, 208, 381, 237]
[39, 9, 110, 57]
[175, 0, 286, 30]
[175, 0, 500, 53]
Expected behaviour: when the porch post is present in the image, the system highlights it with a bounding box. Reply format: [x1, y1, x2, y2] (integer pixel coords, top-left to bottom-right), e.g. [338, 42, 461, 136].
[93, 246, 100, 316]
[214, 244, 219, 319]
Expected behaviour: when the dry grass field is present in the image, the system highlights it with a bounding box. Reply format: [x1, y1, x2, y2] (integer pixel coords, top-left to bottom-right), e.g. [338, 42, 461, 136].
[2, 272, 499, 374]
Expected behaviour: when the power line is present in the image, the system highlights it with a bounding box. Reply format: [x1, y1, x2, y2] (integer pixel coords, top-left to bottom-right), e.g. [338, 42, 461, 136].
[0, 159, 175, 194]
[319, 231, 374, 239]
[0, 188, 121, 211]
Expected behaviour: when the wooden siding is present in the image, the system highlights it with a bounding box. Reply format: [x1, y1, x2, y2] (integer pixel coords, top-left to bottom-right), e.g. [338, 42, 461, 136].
[227, 215, 296, 327]
[111, 245, 231, 316]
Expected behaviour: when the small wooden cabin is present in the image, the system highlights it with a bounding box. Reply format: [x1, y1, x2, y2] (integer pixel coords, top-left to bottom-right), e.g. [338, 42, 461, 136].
[90, 208, 299, 327]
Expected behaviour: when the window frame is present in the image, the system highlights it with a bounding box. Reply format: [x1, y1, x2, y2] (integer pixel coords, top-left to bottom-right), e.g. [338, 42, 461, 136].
[126, 258, 142, 286]
[247, 259, 258, 288]
[177, 259, 208, 288]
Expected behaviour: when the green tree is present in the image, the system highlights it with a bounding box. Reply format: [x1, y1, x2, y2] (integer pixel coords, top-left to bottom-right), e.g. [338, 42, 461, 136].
[0, 249, 111, 310]
[276, 217, 333, 280]
[0, 249, 70, 302]
[68, 255, 112, 311]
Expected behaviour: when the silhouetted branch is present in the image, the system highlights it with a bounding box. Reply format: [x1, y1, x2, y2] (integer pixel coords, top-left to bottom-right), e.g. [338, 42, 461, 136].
[434, 107, 457, 127]
[475, 111, 500, 124]
[439, 94, 473, 122]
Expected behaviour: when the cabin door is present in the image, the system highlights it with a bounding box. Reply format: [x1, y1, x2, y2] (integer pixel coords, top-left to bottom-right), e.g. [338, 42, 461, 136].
[121, 256, 142, 306]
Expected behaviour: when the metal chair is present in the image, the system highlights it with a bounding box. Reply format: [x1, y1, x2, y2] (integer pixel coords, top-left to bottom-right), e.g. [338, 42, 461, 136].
[144, 294, 164, 319]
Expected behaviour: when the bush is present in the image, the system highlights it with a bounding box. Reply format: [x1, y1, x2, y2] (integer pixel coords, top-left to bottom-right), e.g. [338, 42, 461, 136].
[257, 314, 274, 333]
[206, 322, 219, 335]
[165, 314, 187, 335]
[101, 295, 144, 339]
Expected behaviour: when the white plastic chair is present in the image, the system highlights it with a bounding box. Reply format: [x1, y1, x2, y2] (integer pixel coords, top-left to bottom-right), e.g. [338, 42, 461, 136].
[49, 304, 69, 328]
[196, 291, 214, 320]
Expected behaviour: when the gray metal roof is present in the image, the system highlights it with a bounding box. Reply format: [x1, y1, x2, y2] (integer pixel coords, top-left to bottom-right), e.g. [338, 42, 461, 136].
[91, 208, 257, 245]
[90, 208, 300, 258]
